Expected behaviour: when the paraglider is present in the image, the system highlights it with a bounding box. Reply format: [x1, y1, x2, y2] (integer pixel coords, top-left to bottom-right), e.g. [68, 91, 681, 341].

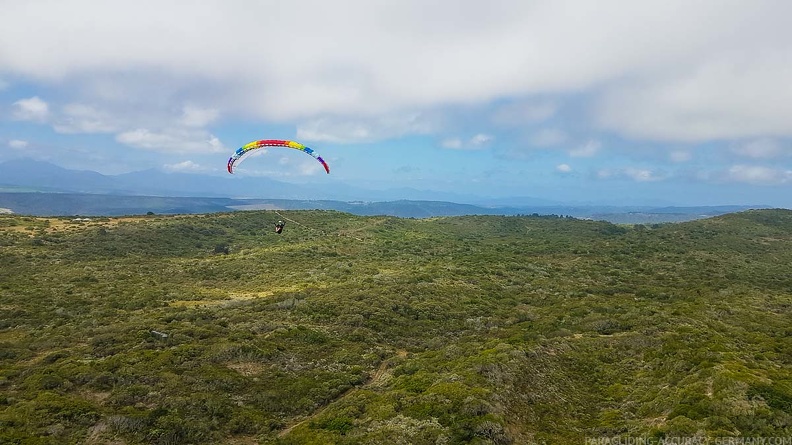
[227, 139, 330, 174]
[274, 220, 285, 234]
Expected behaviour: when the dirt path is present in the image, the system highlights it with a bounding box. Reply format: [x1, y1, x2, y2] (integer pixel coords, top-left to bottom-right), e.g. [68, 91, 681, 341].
[277, 349, 407, 438]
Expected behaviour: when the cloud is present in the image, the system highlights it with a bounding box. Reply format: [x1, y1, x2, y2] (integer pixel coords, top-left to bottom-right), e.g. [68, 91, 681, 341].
[179, 106, 219, 128]
[492, 100, 557, 126]
[569, 140, 600, 157]
[530, 128, 567, 147]
[10, 97, 230, 153]
[595, 166, 666, 182]
[669, 150, 692, 163]
[297, 120, 374, 143]
[595, 52, 792, 141]
[624, 167, 666, 182]
[53, 103, 119, 133]
[116, 128, 226, 153]
[8, 139, 29, 149]
[441, 138, 463, 149]
[163, 160, 208, 173]
[2, 1, 792, 146]
[730, 138, 786, 159]
[297, 159, 325, 175]
[441, 133, 494, 150]
[556, 163, 572, 173]
[723, 165, 792, 185]
[297, 112, 436, 143]
[17, 95, 227, 154]
[595, 169, 613, 180]
[12, 96, 49, 122]
[470, 133, 493, 146]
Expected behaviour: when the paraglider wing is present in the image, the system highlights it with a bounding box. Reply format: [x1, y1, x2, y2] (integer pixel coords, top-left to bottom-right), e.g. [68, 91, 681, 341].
[227, 139, 330, 174]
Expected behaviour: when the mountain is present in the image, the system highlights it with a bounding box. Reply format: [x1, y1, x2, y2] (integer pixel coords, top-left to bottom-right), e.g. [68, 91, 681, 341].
[0, 159, 117, 193]
[0, 193, 237, 216]
[230, 199, 524, 218]
[0, 160, 322, 199]
[0, 160, 491, 202]
[0, 160, 771, 222]
[113, 169, 313, 199]
[0, 191, 769, 223]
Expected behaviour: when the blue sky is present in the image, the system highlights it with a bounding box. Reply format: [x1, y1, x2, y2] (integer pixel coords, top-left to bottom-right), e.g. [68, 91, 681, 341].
[1, 0, 791, 206]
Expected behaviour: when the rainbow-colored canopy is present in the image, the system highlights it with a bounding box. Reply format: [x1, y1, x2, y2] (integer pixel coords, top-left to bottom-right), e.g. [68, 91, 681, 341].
[227, 139, 330, 174]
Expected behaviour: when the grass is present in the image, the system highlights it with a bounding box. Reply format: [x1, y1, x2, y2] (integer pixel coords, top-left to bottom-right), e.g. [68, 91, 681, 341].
[1, 209, 791, 444]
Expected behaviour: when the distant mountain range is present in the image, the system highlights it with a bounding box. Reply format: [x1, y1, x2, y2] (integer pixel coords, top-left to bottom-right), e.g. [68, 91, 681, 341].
[0, 159, 540, 204]
[0, 191, 766, 223]
[0, 160, 770, 222]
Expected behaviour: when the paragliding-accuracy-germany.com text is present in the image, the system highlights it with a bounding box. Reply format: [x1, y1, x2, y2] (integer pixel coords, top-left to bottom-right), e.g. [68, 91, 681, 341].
[585, 437, 792, 445]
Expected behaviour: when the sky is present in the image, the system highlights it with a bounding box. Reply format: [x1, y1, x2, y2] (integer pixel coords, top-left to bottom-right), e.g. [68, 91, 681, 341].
[1, 0, 792, 207]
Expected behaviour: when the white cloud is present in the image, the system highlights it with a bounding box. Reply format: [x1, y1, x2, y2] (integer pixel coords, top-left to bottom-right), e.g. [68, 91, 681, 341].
[297, 112, 436, 143]
[530, 128, 567, 147]
[298, 159, 325, 175]
[8, 139, 28, 149]
[569, 140, 600, 157]
[53, 103, 118, 133]
[624, 167, 665, 182]
[596, 52, 792, 141]
[669, 150, 692, 163]
[179, 106, 219, 128]
[12, 96, 49, 122]
[470, 133, 493, 146]
[297, 120, 373, 143]
[441, 138, 463, 149]
[595, 166, 666, 182]
[724, 165, 792, 185]
[596, 169, 614, 180]
[1, 1, 791, 144]
[116, 128, 226, 153]
[730, 138, 785, 159]
[492, 100, 557, 126]
[556, 163, 572, 173]
[441, 133, 493, 150]
[163, 160, 207, 173]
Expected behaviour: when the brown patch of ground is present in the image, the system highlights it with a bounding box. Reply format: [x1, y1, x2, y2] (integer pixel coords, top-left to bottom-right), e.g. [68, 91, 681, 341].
[227, 362, 269, 377]
[0, 215, 155, 236]
[168, 283, 319, 308]
[85, 421, 127, 445]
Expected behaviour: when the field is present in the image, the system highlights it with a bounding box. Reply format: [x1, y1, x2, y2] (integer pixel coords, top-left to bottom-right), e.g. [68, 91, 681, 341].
[1, 209, 791, 444]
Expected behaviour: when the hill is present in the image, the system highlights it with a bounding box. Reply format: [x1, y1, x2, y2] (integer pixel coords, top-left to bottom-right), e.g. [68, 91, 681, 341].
[0, 191, 766, 223]
[0, 159, 519, 203]
[1, 209, 791, 443]
[0, 160, 772, 223]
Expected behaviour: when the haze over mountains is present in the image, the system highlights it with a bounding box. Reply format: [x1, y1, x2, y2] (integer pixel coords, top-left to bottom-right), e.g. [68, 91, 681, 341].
[0, 160, 769, 222]
[0, 159, 518, 204]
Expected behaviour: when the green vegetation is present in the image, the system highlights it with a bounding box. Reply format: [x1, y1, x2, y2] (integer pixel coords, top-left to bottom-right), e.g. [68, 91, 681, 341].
[1, 209, 791, 444]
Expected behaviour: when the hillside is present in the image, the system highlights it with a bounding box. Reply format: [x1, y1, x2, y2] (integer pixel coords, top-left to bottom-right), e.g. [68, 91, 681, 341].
[0, 191, 765, 223]
[1, 210, 791, 444]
